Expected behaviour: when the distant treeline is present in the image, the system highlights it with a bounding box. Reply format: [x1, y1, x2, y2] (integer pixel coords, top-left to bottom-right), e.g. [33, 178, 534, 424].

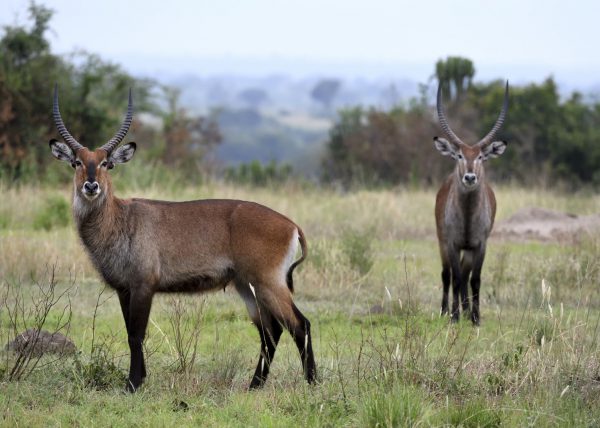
[323, 59, 600, 187]
[0, 3, 220, 182]
[3, 5, 600, 188]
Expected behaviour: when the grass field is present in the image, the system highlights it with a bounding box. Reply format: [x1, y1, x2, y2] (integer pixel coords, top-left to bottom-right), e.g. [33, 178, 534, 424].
[0, 179, 599, 427]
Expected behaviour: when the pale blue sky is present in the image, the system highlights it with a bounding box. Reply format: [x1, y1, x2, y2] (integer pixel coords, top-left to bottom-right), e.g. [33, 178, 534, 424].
[2, 0, 599, 84]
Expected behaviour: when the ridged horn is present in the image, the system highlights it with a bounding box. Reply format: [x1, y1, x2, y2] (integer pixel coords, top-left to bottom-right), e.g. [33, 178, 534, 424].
[478, 81, 509, 147]
[53, 84, 85, 152]
[100, 88, 133, 154]
[436, 83, 463, 146]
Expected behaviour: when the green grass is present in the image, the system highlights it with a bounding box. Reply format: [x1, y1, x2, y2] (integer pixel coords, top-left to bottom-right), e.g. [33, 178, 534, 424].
[0, 181, 599, 426]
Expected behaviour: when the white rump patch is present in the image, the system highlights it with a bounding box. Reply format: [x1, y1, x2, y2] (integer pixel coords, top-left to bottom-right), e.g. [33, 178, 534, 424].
[278, 229, 299, 285]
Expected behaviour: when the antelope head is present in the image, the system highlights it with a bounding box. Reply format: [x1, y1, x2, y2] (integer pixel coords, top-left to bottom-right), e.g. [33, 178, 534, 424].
[49, 85, 136, 202]
[434, 82, 509, 189]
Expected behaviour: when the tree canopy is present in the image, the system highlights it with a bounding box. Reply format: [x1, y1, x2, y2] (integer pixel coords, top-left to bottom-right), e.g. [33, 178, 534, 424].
[0, 3, 220, 181]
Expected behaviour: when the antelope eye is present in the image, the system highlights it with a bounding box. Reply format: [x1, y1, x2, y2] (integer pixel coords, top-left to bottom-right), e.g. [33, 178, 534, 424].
[101, 160, 108, 168]
[457, 154, 464, 160]
[75, 160, 82, 167]
[477, 155, 483, 160]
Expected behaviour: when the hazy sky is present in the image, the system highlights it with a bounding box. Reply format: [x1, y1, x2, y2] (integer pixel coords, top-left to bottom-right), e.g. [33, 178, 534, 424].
[2, 0, 599, 84]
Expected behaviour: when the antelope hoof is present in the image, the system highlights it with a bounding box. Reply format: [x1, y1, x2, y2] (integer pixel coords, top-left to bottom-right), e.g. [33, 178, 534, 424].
[450, 313, 459, 323]
[470, 312, 480, 326]
[306, 369, 318, 385]
[126, 378, 141, 393]
[248, 378, 266, 390]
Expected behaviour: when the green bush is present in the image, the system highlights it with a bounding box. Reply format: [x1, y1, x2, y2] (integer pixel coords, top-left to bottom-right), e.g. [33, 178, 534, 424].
[360, 384, 431, 427]
[71, 346, 125, 391]
[341, 226, 375, 275]
[530, 319, 554, 346]
[33, 195, 70, 230]
[225, 160, 293, 186]
[0, 212, 9, 229]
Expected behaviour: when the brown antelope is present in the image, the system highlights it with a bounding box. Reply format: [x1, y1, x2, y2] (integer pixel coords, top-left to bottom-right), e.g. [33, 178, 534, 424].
[48, 86, 316, 392]
[433, 82, 509, 325]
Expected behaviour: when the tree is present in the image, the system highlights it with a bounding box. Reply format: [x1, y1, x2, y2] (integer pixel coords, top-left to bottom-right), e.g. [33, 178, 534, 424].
[238, 88, 268, 109]
[323, 58, 600, 188]
[322, 105, 441, 186]
[0, 3, 224, 183]
[0, 2, 57, 172]
[162, 87, 222, 170]
[0, 3, 154, 179]
[311, 79, 341, 110]
[435, 56, 475, 101]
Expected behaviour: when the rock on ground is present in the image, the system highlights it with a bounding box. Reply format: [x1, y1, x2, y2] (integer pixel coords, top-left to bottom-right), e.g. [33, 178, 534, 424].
[6, 329, 76, 357]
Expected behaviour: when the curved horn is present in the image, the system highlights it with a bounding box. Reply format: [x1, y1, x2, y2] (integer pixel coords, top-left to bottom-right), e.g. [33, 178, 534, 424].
[478, 81, 509, 147]
[100, 88, 133, 154]
[53, 84, 85, 152]
[436, 83, 463, 146]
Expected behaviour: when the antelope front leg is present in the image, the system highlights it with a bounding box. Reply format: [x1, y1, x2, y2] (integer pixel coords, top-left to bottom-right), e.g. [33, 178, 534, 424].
[126, 288, 154, 392]
[117, 289, 146, 380]
[440, 265, 451, 316]
[470, 247, 487, 326]
[449, 250, 462, 323]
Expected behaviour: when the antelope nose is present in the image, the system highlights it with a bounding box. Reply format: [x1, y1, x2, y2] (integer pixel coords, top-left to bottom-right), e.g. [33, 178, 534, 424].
[84, 181, 99, 192]
[464, 173, 477, 185]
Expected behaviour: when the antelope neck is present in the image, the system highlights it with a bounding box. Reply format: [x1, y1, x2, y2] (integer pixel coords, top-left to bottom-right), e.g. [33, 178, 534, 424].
[73, 188, 124, 240]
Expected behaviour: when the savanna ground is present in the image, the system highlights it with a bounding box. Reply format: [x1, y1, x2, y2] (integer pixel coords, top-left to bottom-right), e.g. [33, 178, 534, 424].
[0, 171, 599, 427]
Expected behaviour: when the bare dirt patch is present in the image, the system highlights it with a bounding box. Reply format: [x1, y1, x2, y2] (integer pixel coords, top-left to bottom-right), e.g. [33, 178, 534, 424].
[493, 207, 600, 242]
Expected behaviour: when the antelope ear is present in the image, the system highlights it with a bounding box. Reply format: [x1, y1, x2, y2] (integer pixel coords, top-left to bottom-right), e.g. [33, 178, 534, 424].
[49, 139, 75, 164]
[107, 142, 136, 168]
[482, 140, 507, 160]
[433, 137, 459, 159]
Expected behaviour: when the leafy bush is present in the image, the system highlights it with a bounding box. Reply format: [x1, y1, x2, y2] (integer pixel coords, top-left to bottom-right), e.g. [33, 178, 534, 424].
[225, 160, 293, 186]
[360, 384, 431, 427]
[33, 195, 70, 230]
[71, 345, 125, 391]
[341, 227, 375, 275]
[0, 212, 9, 229]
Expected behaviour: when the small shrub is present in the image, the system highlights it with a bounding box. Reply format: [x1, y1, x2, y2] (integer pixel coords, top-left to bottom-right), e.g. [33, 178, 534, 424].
[166, 296, 205, 374]
[0, 212, 9, 229]
[1, 265, 74, 382]
[530, 319, 554, 346]
[308, 239, 337, 272]
[360, 384, 431, 427]
[501, 344, 525, 369]
[33, 195, 70, 230]
[225, 160, 293, 186]
[341, 227, 375, 275]
[205, 348, 245, 389]
[71, 345, 125, 391]
[485, 372, 506, 395]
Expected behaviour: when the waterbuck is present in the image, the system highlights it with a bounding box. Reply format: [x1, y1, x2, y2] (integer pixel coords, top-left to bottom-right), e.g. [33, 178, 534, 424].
[433, 82, 509, 325]
[48, 87, 316, 391]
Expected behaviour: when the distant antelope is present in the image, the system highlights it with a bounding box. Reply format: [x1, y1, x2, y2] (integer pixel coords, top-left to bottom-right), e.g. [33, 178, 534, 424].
[48, 87, 316, 391]
[433, 82, 509, 325]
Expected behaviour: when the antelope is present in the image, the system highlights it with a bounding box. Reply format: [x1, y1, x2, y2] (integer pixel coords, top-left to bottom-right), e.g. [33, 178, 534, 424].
[48, 86, 316, 392]
[433, 82, 509, 325]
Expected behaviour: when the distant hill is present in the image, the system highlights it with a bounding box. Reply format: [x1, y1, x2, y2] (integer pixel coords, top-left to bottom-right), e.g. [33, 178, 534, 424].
[151, 73, 420, 175]
[164, 74, 421, 113]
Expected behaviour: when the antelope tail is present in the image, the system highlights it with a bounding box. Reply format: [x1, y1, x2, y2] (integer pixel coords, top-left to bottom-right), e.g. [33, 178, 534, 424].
[286, 227, 308, 293]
